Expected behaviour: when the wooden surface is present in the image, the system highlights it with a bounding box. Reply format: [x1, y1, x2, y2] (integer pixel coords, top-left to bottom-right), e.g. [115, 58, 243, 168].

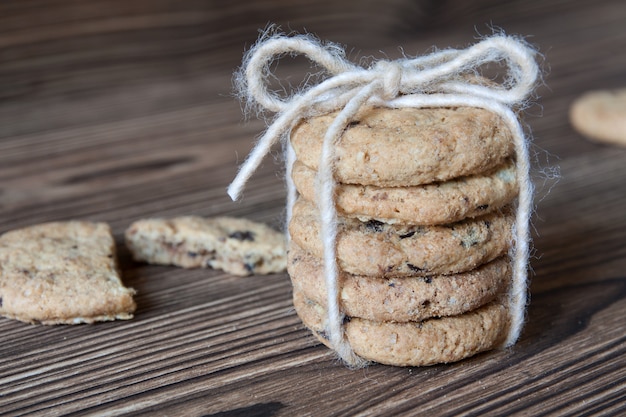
[1, 1, 625, 415]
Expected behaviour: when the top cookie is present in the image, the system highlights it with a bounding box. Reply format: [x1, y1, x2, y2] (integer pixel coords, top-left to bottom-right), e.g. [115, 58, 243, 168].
[125, 216, 287, 276]
[0, 221, 136, 325]
[290, 106, 514, 186]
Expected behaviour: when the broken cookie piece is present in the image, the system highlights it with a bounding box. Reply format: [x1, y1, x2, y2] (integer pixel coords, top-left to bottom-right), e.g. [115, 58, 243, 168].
[125, 216, 287, 276]
[0, 221, 136, 325]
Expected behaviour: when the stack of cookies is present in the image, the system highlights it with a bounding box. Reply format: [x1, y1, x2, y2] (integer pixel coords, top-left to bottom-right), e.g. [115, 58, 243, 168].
[287, 106, 519, 366]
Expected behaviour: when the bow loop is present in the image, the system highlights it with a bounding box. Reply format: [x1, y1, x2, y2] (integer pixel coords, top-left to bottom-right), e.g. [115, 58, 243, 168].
[242, 35, 359, 113]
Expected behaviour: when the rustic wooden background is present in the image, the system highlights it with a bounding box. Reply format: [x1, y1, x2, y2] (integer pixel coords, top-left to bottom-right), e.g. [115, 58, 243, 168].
[1, 0, 625, 415]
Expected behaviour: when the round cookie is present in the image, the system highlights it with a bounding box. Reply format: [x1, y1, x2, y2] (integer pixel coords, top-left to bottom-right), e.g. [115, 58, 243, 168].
[290, 198, 514, 277]
[570, 88, 626, 147]
[292, 159, 518, 225]
[290, 106, 514, 187]
[293, 291, 510, 366]
[288, 243, 511, 322]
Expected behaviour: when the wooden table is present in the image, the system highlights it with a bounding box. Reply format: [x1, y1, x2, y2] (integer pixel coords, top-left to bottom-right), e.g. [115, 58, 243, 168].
[1, 1, 625, 415]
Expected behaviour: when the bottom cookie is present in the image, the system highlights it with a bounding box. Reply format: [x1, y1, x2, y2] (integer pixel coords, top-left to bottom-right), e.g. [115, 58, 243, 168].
[293, 291, 510, 367]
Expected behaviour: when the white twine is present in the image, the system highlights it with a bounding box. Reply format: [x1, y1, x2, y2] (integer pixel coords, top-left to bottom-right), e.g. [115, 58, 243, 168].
[228, 31, 539, 367]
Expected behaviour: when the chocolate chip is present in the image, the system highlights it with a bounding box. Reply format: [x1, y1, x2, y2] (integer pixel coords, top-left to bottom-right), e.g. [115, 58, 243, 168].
[228, 230, 255, 241]
[407, 263, 423, 272]
[365, 220, 384, 232]
[477, 204, 489, 210]
[460, 239, 478, 248]
[0, 297, 3, 307]
[399, 231, 415, 239]
[348, 121, 360, 127]
[423, 276, 432, 284]
[187, 251, 198, 258]
[388, 282, 396, 288]
[244, 263, 255, 272]
[484, 220, 491, 229]
[317, 330, 330, 341]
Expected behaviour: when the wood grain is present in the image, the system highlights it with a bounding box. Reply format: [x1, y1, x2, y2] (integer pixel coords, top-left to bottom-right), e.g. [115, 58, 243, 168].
[1, 0, 625, 415]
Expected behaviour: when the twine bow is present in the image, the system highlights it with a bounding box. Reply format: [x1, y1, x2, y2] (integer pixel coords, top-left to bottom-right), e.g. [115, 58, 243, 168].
[228, 32, 539, 367]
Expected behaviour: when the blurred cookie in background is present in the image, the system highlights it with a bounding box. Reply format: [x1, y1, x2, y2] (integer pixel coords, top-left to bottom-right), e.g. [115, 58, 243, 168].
[570, 88, 626, 147]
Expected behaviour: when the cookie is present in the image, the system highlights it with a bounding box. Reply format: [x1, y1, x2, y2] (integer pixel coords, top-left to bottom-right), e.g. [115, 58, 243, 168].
[125, 216, 287, 276]
[0, 221, 136, 325]
[292, 159, 518, 225]
[288, 243, 511, 322]
[570, 88, 626, 147]
[290, 106, 514, 187]
[290, 198, 514, 277]
[293, 290, 510, 366]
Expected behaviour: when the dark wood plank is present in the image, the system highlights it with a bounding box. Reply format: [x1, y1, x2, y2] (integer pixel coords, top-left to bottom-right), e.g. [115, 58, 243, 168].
[1, 0, 625, 415]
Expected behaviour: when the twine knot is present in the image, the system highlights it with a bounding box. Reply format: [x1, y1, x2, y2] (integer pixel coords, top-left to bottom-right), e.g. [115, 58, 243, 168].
[228, 31, 539, 367]
[373, 60, 403, 100]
